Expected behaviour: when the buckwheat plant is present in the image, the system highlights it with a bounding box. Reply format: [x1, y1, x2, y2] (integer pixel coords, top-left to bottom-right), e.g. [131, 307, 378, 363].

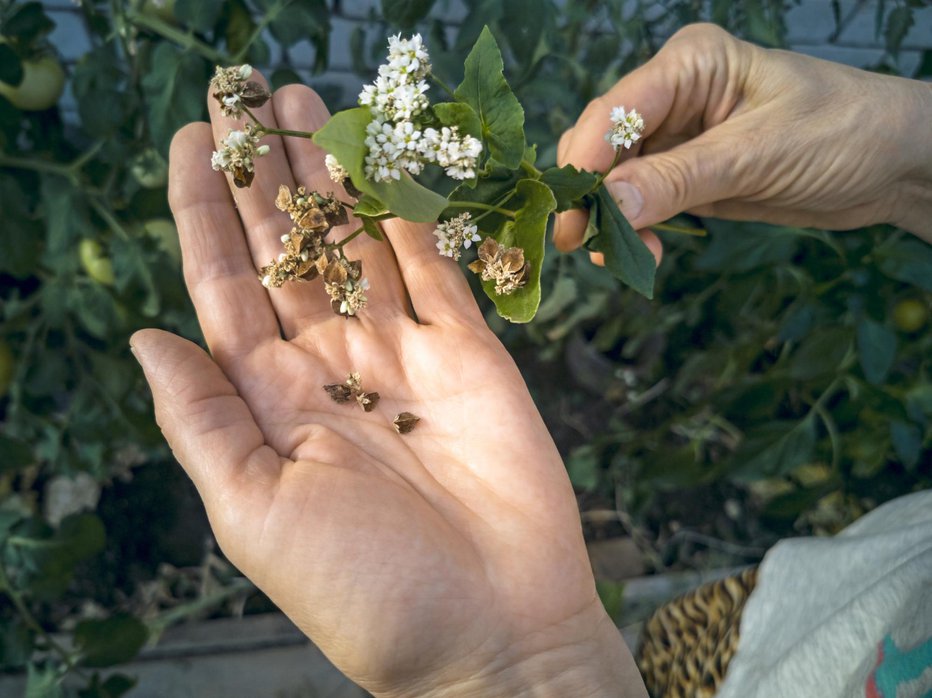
[208, 27, 690, 322]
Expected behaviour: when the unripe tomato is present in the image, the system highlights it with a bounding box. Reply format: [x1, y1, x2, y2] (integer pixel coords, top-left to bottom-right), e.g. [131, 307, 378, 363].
[143, 218, 181, 263]
[0, 340, 13, 398]
[892, 298, 928, 333]
[0, 54, 65, 111]
[131, 148, 169, 189]
[79, 239, 115, 286]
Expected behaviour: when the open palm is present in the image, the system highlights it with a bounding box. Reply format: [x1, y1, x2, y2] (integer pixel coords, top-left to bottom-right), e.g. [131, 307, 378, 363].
[132, 79, 641, 696]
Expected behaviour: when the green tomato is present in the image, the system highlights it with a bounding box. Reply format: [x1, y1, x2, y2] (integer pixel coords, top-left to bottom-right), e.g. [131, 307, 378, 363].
[143, 218, 181, 264]
[131, 148, 169, 188]
[893, 298, 928, 333]
[0, 54, 65, 111]
[0, 340, 13, 398]
[79, 239, 116, 286]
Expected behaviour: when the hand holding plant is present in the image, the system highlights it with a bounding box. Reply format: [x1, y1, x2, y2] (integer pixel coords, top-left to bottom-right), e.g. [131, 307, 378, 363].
[207, 28, 664, 323]
[130, 76, 647, 696]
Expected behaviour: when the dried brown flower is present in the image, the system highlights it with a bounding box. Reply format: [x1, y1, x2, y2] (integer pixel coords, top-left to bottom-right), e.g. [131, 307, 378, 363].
[393, 412, 420, 434]
[323, 258, 369, 317]
[324, 372, 378, 411]
[209, 65, 269, 118]
[467, 238, 530, 295]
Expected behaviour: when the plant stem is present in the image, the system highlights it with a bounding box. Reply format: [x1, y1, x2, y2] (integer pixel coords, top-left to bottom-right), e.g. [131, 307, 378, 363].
[446, 200, 516, 219]
[260, 126, 315, 140]
[89, 198, 131, 241]
[0, 562, 79, 671]
[473, 191, 517, 224]
[520, 158, 542, 178]
[126, 11, 228, 64]
[593, 149, 623, 188]
[431, 74, 456, 98]
[0, 155, 77, 183]
[329, 226, 365, 251]
[653, 222, 707, 237]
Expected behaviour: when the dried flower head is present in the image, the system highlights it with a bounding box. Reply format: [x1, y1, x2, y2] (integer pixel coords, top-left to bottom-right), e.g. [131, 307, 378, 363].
[209, 64, 270, 119]
[274, 184, 347, 231]
[605, 106, 645, 151]
[467, 237, 530, 295]
[324, 372, 379, 412]
[393, 412, 420, 434]
[434, 212, 481, 260]
[211, 124, 270, 188]
[325, 154, 349, 184]
[323, 257, 370, 317]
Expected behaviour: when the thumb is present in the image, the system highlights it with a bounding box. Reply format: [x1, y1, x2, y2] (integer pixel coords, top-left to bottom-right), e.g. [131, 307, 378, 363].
[130, 328, 279, 512]
[606, 134, 742, 230]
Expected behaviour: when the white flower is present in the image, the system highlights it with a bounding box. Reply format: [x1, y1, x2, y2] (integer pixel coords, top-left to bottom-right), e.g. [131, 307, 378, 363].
[210, 64, 260, 119]
[605, 106, 645, 151]
[419, 126, 482, 181]
[325, 154, 348, 184]
[386, 33, 431, 82]
[433, 212, 481, 261]
[210, 124, 269, 187]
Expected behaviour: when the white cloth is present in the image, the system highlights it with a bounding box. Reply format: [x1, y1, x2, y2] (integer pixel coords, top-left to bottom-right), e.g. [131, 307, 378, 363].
[717, 489, 932, 698]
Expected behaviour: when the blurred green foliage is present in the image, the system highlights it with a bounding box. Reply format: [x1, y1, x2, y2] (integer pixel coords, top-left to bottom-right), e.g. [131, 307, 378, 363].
[0, 0, 929, 694]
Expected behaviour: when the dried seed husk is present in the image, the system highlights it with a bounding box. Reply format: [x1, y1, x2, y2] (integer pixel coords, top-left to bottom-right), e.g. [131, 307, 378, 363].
[324, 260, 348, 285]
[297, 207, 328, 232]
[232, 165, 254, 189]
[323, 384, 353, 403]
[357, 391, 380, 412]
[275, 184, 292, 211]
[240, 81, 271, 108]
[343, 178, 363, 199]
[393, 412, 420, 434]
[324, 204, 349, 229]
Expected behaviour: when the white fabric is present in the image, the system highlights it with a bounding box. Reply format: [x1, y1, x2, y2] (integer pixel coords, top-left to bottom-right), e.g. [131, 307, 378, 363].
[717, 489, 932, 698]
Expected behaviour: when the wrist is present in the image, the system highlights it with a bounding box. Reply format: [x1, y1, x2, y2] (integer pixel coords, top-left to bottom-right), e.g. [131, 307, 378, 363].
[378, 603, 647, 698]
[887, 77, 932, 242]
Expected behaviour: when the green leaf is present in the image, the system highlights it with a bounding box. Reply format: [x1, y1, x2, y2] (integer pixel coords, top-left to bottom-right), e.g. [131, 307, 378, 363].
[731, 415, 818, 480]
[433, 101, 483, 140]
[0, 435, 33, 473]
[566, 445, 600, 490]
[695, 220, 802, 273]
[256, 0, 330, 53]
[175, 0, 225, 32]
[360, 217, 384, 241]
[4, 3, 55, 43]
[313, 108, 448, 222]
[77, 673, 138, 698]
[480, 178, 556, 323]
[72, 47, 130, 138]
[0, 176, 40, 276]
[0, 620, 34, 670]
[142, 44, 208, 153]
[26, 662, 63, 698]
[74, 615, 149, 668]
[540, 164, 598, 212]
[0, 44, 23, 86]
[534, 276, 577, 323]
[876, 238, 932, 291]
[889, 419, 921, 470]
[500, 0, 553, 70]
[856, 318, 897, 385]
[586, 186, 655, 299]
[381, 0, 437, 28]
[454, 26, 526, 168]
[353, 194, 389, 218]
[789, 326, 852, 381]
[222, 0, 256, 55]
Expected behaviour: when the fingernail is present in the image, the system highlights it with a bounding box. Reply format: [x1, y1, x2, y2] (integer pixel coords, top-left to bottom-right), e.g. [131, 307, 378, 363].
[605, 180, 643, 223]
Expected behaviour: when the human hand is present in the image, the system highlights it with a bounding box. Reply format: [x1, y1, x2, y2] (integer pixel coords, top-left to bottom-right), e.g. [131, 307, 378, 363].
[554, 22, 932, 257]
[130, 76, 646, 698]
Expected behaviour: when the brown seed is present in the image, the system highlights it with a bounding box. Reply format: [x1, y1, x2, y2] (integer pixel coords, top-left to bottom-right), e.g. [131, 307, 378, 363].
[232, 165, 254, 189]
[323, 384, 353, 403]
[357, 391, 380, 412]
[240, 81, 271, 108]
[393, 412, 420, 434]
[324, 260, 348, 285]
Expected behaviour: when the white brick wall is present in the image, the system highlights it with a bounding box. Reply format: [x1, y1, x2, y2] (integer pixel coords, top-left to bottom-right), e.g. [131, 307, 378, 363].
[42, 0, 932, 115]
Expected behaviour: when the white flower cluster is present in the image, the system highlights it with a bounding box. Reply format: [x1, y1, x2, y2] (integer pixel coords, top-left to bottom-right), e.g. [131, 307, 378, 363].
[210, 64, 254, 119]
[325, 154, 348, 184]
[359, 34, 482, 183]
[211, 125, 270, 187]
[434, 212, 481, 260]
[605, 106, 645, 151]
